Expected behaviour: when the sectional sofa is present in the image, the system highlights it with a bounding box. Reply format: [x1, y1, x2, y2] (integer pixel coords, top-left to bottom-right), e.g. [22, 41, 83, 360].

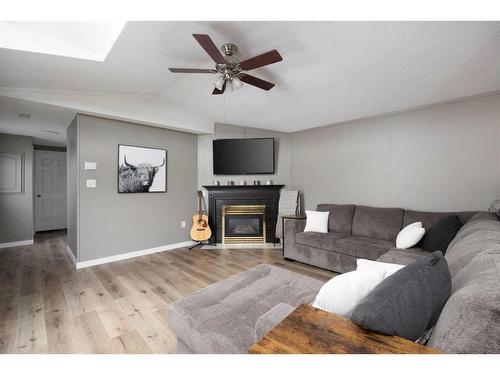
[168, 206, 500, 354]
[284, 204, 475, 273]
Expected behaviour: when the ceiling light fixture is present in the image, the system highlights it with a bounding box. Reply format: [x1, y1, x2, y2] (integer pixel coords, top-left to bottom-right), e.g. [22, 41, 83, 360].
[43, 130, 60, 135]
[231, 76, 243, 91]
[214, 76, 225, 91]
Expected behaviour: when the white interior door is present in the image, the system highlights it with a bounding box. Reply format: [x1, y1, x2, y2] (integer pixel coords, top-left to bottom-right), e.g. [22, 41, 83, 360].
[34, 150, 67, 232]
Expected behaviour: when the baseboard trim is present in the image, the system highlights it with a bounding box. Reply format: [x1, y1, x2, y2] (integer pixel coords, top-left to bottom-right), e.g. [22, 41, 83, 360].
[74, 240, 195, 269]
[0, 239, 34, 249]
[65, 246, 77, 266]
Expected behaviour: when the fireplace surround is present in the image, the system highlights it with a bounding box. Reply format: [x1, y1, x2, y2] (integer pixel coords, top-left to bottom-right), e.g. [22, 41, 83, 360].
[203, 185, 284, 244]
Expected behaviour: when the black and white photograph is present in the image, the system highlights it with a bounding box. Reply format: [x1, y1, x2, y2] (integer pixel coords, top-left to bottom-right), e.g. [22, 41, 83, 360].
[118, 144, 167, 193]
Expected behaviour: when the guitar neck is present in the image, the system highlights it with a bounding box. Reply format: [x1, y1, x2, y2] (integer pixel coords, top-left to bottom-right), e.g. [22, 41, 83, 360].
[198, 193, 203, 219]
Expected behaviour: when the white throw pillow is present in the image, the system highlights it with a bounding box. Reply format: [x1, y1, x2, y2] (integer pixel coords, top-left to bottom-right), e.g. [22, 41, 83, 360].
[357, 259, 404, 278]
[304, 210, 329, 233]
[396, 222, 425, 249]
[312, 268, 386, 318]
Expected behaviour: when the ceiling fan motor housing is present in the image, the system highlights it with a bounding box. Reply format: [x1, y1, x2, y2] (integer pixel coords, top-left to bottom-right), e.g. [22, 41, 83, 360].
[216, 63, 242, 80]
[221, 43, 238, 56]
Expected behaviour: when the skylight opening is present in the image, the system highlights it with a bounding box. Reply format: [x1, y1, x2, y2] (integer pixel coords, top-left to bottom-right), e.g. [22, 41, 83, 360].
[0, 21, 126, 61]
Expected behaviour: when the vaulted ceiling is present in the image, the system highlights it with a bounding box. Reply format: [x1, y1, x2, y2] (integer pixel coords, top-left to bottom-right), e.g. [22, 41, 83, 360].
[1, 21, 500, 144]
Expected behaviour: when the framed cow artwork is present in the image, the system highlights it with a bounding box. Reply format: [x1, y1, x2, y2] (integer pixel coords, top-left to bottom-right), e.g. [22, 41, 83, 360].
[118, 144, 167, 193]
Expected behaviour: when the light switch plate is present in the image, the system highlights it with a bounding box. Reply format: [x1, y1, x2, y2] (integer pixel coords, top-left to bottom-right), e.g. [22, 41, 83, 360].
[86, 179, 96, 188]
[85, 162, 97, 170]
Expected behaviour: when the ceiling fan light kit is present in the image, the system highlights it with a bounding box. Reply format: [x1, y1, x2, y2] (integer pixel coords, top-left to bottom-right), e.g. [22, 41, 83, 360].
[169, 34, 283, 95]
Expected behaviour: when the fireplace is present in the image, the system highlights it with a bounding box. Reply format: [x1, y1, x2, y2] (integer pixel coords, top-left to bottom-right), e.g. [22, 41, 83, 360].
[222, 205, 266, 244]
[203, 184, 284, 244]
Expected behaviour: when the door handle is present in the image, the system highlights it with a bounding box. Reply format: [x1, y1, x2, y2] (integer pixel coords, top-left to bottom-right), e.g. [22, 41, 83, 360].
[37, 194, 41, 198]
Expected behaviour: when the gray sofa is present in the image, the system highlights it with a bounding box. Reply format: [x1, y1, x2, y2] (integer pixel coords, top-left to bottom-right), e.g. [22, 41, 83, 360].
[168, 210, 500, 354]
[284, 204, 475, 273]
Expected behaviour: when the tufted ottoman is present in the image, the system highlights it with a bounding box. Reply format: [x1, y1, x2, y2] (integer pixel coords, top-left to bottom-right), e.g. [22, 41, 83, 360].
[167, 264, 324, 353]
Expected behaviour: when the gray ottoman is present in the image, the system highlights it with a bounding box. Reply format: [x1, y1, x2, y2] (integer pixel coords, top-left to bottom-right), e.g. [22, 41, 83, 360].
[168, 264, 324, 353]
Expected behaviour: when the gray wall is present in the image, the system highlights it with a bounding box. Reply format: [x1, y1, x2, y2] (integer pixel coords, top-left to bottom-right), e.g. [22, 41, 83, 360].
[76, 115, 197, 262]
[66, 117, 78, 258]
[0, 133, 33, 244]
[290, 93, 500, 212]
[198, 122, 291, 188]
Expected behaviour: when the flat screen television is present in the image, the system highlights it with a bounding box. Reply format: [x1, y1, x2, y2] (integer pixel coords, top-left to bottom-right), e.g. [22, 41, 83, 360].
[213, 138, 275, 175]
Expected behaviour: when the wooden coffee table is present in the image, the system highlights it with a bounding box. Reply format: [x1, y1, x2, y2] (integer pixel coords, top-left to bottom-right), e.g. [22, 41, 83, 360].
[249, 304, 441, 354]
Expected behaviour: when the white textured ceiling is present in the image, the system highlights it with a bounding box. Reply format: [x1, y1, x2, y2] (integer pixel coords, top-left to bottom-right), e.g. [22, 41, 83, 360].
[0, 96, 75, 146]
[1, 21, 500, 138]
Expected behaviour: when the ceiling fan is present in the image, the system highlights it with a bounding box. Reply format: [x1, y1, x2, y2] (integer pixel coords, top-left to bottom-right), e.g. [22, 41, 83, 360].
[169, 34, 283, 95]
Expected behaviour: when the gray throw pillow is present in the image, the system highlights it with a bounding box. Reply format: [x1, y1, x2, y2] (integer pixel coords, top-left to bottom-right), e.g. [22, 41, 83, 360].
[351, 251, 451, 341]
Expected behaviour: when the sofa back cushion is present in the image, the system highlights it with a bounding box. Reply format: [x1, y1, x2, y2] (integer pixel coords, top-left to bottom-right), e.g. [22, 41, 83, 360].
[427, 212, 500, 353]
[316, 204, 356, 234]
[352, 206, 404, 241]
[402, 210, 475, 230]
[428, 249, 500, 353]
[445, 213, 500, 276]
[448, 212, 499, 249]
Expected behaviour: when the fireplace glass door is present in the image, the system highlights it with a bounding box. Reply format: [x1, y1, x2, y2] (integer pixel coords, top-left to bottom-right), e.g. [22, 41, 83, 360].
[222, 205, 266, 244]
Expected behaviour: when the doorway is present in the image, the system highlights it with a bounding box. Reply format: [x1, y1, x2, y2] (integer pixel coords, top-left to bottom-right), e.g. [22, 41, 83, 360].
[34, 149, 67, 232]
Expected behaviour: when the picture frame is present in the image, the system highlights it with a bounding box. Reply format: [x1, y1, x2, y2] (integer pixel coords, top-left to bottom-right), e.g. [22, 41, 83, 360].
[117, 144, 167, 193]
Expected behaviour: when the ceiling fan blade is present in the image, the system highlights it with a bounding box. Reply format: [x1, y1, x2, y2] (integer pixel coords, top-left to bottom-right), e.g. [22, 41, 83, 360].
[193, 34, 226, 65]
[239, 50, 283, 71]
[212, 81, 226, 95]
[239, 74, 275, 91]
[169, 68, 217, 73]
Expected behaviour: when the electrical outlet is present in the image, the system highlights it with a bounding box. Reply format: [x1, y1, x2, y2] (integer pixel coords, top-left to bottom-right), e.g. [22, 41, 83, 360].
[181, 221, 186, 228]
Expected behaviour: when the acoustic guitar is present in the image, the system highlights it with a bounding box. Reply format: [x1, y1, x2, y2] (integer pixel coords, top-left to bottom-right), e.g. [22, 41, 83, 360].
[190, 190, 212, 242]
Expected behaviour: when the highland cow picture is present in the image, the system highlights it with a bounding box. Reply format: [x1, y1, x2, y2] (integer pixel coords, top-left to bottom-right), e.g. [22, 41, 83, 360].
[118, 145, 167, 193]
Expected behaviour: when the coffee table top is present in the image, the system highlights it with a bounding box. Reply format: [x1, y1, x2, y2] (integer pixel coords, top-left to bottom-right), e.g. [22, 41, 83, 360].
[249, 304, 441, 354]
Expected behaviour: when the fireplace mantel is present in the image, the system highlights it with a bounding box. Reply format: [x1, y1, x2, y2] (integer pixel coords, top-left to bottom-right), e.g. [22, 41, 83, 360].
[202, 185, 285, 244]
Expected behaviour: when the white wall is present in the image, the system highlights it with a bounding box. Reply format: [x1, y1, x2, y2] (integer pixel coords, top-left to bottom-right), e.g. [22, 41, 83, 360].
[197, 122, 291, 189]
[290, 93, 500, 212]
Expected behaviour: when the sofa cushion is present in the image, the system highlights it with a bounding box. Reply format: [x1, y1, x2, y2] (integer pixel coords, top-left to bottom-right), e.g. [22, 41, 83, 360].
[317, 204, 356, 234]
[254, 303, 295, 342]
[465, 211, 499, 224]
[295, 231, 348, 251]
[428, 249, 500, 353]
[352, 251, 451, 342]
[352, 206, 404, 241]
[448, 215, 500, 251]
[376, 247, 429, 265]
[403, 210, 475, 230]
[420, 215, 462, 255]
[334, 236, 394, 260]
[167, 264, 323, 354]
[445, 219, 500, 276]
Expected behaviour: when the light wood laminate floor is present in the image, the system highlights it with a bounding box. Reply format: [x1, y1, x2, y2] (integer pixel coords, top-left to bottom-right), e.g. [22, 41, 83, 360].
[0, 230, 333, 353]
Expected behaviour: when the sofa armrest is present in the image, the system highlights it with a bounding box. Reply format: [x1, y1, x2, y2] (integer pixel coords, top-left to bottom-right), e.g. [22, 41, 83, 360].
[284, 217, 306, 242]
